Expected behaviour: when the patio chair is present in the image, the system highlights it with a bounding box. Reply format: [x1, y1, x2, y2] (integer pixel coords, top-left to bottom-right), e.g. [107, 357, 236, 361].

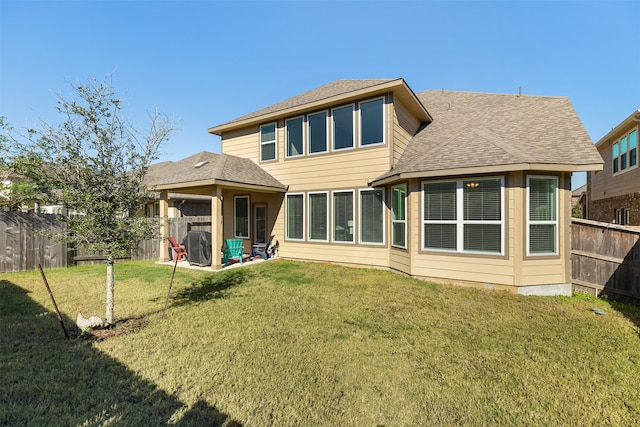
[168, 236, 187, 261]
[222, 238, 245, 266]
[250, 235, 275, 260]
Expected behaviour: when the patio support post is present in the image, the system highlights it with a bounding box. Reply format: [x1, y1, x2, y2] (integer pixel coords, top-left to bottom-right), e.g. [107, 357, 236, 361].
[159, 191, 171, 262]
[211, 187, 223, 270]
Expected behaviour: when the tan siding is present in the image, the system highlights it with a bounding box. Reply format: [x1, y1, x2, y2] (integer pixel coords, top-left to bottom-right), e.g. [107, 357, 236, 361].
[392, 99, 421, 165]
[412, 255, 516, 286]
[278, 241, 389, 267]
[592, 123, 640, 201]
[390, 249, 410, 274]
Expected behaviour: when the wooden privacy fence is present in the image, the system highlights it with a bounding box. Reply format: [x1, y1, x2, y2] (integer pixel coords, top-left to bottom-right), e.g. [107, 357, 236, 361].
[0, 213, 212, 272]
[571, 218, 640, 302]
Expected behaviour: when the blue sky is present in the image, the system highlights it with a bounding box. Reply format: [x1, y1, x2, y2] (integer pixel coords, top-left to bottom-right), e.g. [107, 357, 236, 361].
[2, 0, 639, 190]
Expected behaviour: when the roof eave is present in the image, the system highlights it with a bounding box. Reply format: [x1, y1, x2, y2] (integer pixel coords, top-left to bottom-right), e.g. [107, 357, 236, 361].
[208, 79, 432, 136]
[370, 162, 604, 186]
[595, 109, 640, 149]
[150, 179, 287, 193]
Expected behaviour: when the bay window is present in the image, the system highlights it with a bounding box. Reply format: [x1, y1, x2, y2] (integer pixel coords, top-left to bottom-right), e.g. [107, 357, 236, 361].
[527, 176, 558, 255]
[392, 185, 406, 248]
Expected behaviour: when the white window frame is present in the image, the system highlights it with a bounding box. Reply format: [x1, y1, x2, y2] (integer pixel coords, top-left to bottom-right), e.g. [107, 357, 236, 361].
[358, 97, 386, 147]
[332, 190, 355, 244]
[391, 184, 407, 249]
[332, 104, 355, 151]
[234, 195, 250, 239]
[285, 193, 305, 241]
[359, 188, 385, 245]
[285, 115, 305, 158]
[421, 177, 505, 255]
[259, 122, 277, 162]
[308, 191, 329, 242]
[526, 175, 559, 256]
[307, 110, 329, 155]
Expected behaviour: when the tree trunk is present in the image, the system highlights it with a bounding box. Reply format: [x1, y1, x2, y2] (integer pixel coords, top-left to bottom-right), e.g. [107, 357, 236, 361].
[105, 260, 115, 324]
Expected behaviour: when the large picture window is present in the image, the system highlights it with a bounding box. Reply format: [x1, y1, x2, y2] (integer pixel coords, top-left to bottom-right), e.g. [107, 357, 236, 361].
[260, 123, 277, 162]
[332, 105, 354, 150]
[527, 176, 558, 255]
[422, 178, 503, 254]
[308, 111, 328, 154]
[286, 116, 304, 157]
[308, 192, 328, 241]
[286, 194, 304, 240]
[359, 97, 384, 146]
[333, 190, 354, 243]
[392, 185, 406, 248]
[234, 196, 250, 239]
[360, 189, 384, 245]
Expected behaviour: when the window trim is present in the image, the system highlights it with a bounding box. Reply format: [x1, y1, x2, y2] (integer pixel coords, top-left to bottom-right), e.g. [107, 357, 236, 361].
[234, 195, 250, 239]
[391, 184, 407, 249]
[308, 191, 329, 242]
[358, 96, 386, 147]
[259, 122, 277, 162]
[332, 189, 355, 244]
[285, 115, 305, 158]
[359, 188, 385, 246]
[526, 175, 559, 257]
[285, 193, 305, 241]
[307, 110, 329, 155]
[332, 104, 356, 152]
[421, 177, 505, 255]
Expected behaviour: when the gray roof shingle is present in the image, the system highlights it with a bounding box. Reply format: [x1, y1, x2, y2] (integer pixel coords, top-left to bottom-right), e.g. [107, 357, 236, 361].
[212, 79, 401, 130]
[144, 151, 286, 191]
[375, 90, 603, 181]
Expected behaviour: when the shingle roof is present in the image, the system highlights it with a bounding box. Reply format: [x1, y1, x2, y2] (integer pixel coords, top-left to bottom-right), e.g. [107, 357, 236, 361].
[375, 90, 603, 182]
[144, 151, 286, 191]
[210, 79, 403, 132]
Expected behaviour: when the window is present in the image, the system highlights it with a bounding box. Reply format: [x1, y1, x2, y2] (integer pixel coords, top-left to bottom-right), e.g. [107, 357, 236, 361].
[234, 196, 250, 239]
[332, 105, 354, 150]
[333, 190, 354, 242]
[527, 176, 558, 255]
[308, 192, 328, 241]
[613, 129, 637, 174]
[360, 188, 384, 244]
[286, 116, 304, 157]
[391, 185, 406, 248]
[615, 208, 630, 226]
[422, 178, 503, 254]
[308, 111, 328, 154]
[286, 194, 304, 240]
[359, 97, 384, 146]
[260, 123, 277, 162]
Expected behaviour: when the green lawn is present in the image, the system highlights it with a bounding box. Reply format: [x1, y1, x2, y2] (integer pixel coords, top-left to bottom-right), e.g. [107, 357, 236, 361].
[1, 260, 639, 426]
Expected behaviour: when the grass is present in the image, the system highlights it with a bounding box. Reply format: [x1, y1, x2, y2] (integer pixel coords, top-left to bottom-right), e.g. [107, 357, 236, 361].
[1, 260, 640, 426]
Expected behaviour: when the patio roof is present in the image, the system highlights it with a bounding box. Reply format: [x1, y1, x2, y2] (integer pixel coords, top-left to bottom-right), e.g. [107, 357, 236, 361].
[145, 151, 287, 193]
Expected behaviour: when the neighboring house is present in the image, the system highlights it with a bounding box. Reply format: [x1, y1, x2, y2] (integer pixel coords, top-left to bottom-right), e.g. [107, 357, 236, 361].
[572, 184, 586, 219]
[151, 78, 603, 296]
[587, 109, 640, 226]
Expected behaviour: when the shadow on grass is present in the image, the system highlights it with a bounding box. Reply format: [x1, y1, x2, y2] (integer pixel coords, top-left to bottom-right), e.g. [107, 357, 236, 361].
[171, 269, 251, 307]
[0, 279, 242, 426]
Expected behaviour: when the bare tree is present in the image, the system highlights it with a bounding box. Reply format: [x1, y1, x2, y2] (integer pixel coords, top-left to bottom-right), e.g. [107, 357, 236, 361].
[5, 77, 176, 324]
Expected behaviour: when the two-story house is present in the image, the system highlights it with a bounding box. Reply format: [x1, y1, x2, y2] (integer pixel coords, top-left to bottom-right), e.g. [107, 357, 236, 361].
[150, 79, 602, 295]
[587, 109, 640, 226]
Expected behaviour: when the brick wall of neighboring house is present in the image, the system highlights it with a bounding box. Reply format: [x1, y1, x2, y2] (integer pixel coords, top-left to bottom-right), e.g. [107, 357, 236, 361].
[588, 192, 640, 226]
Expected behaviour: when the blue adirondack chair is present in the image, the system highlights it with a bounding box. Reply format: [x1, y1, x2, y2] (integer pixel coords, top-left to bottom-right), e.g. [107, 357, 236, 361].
[250, 235, 275, 260]
[222, 238, 244, 266]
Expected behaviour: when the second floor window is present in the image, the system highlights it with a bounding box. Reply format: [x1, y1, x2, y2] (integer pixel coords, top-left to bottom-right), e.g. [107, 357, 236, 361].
[613, 129, 637, 174]
[260, 123, 277, 162]
[360, 97, 384, 146]
[286, 117, 304, 157]
[333, 105, 354, 150]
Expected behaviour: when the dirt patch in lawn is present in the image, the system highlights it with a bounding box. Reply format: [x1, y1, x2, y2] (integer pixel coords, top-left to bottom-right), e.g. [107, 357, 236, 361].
[78, 316, 149, 341]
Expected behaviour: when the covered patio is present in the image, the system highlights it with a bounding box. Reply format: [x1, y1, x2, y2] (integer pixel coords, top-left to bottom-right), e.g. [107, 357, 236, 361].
[144, 151, 286, 270]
